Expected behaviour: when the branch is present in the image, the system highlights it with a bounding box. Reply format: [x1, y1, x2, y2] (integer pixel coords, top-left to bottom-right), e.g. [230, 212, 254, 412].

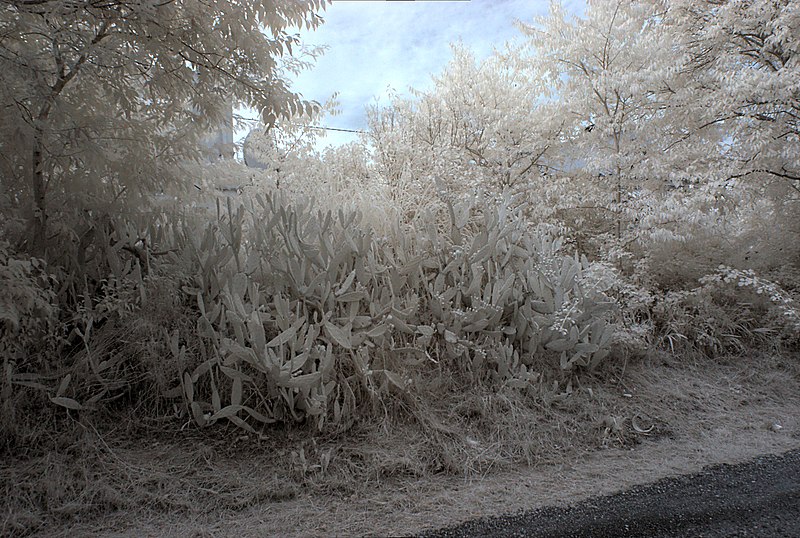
[728, 168, 800, 186]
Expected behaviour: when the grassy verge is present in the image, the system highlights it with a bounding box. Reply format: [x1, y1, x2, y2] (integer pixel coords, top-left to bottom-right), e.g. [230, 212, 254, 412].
[3, 348, 798, 537]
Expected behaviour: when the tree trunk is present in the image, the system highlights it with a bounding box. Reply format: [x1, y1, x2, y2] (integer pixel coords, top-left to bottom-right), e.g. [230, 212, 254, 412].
[30, 128, 48, 257]
[25, 26, 108, 257]
[613, 131, 622, 242]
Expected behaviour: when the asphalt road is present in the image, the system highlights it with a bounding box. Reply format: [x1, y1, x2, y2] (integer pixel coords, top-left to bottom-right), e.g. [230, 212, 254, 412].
[419, 449, 800, 538]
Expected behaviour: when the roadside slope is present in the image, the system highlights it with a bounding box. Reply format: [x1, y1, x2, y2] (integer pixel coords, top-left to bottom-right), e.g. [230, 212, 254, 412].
[5, 351, 799, 538]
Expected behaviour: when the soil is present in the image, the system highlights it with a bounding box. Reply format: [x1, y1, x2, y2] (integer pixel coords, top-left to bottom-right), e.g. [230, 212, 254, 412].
[420, 448, 800, 538]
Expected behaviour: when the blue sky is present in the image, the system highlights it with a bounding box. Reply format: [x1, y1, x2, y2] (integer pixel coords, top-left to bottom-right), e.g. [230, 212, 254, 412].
[263, 0, 586, 150]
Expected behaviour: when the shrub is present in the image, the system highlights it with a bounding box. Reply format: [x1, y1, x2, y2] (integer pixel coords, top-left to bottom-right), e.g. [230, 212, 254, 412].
[163, 191, 619, 433]
[651, 265, 800, 356]
[0, 242, 58, 363]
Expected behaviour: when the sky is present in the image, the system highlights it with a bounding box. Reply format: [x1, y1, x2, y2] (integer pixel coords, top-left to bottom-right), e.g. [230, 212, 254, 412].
[245, 0, 586, 151]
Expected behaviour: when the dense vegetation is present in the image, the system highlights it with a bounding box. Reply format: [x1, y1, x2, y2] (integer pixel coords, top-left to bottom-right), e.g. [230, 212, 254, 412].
[1, 0, 797, 481]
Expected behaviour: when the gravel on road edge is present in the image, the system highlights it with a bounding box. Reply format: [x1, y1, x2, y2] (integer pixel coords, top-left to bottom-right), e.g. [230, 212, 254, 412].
[419, 449, 800, 538]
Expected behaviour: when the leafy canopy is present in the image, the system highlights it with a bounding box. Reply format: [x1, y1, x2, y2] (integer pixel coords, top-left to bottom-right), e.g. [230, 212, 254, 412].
[0, 0, 327, 251]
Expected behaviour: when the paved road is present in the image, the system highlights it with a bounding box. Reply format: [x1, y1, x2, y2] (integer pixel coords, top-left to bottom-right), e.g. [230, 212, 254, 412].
[419, 449, 800, 538]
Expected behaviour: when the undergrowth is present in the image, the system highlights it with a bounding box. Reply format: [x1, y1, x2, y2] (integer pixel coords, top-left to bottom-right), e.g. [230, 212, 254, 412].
[2, 184, 798, 446]
[1, 181, 798, 535]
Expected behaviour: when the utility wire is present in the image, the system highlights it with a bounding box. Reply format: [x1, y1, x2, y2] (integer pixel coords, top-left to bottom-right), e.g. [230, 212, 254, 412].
[234, 116, 366, 135]
[301, 125, 365, 134]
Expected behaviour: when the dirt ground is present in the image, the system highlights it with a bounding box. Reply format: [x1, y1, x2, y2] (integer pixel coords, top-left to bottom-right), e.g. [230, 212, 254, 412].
[3, 350, 799, 537]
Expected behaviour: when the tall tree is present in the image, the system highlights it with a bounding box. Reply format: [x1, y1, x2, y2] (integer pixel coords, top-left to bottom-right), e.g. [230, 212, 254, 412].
[363, 44, 560, 211]
[513, 0, 742, 265]
[516, 1, 683, 189]
[0, 0, 326, 254]
[667, 0, 799, 198]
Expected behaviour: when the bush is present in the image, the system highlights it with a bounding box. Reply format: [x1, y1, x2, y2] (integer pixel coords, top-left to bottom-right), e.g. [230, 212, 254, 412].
[0, 242, 58, 364]
[650, 265, 800, 356]
[162, 191, 619, 433]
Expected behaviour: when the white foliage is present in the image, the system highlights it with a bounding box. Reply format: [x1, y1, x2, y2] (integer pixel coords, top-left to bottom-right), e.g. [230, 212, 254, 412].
[0, 0, 327, 251]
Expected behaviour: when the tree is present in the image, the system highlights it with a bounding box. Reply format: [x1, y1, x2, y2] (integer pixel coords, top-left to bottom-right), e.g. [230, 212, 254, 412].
[416, 44, 561, 193]
[361, 43, 561, 225]
[666, 0, 800, 198]
[243, 95, 338, 178]
[517, 2, 685, 193]
[0, 0, 326, 255]
[511, 1, 756, 269]
[510, 2, 672, 265]
[513, 0, 799, 277]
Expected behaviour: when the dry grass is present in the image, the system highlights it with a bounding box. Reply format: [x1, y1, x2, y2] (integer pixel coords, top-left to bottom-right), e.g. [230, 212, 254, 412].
[2, 349, 799, 537]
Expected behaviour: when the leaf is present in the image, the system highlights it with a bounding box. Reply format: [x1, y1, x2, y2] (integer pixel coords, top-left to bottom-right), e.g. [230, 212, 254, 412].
[565, 352, 586, 369]
[561, 261, 580, 289]
[335, 291, 367, 303]
[569, 325, 579, 343]
[589, 349, 609, 370]
[416, 325, 435, 337]
[209, 404, 272, 425]
[267, 316, 304, 347]
[387, 313, 414, 334]
[231, 377, 243, 407]
[210, 404, 244, 421]
[505, 379, 529, 390]
[241, 405, 274, 424]
[96, 357, 116, 372]
[168, 330, 181, 358]
[574, 343, 600, 354]
[554, 286, 564, 309]
[228, 415, 256, 433]
[191, 358, 216, 382]
[245, 251, 261, 274]
[381, 370, 407, 391]
[465, 264, 484, 296]
[196, 315, 217, 340]
[231, 272, 248, 298]
[211, 374, 221, 412]
[546, 338, 574, 352]
[333, 398, 342, 423]
[598, 325, 615, 348]
[283, 372, 322, 390]
[191, 402, 206, 426]
[183, 372, 194, 403]
[324, 321, 352, 349]
[219, 364, 252, 382]
[365, 324, 389, 338]
[50, 396, 82, 411]
[11, 380, 48, 391]
[284, 351, 309, 374]
[85, 389, 109, 406]
[530, 300, 554, 314]
[248, 310, 266, 350]
[335, 269, 357, 296]
[463, 318, 490, 332]
[56, 374, 71, 398]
